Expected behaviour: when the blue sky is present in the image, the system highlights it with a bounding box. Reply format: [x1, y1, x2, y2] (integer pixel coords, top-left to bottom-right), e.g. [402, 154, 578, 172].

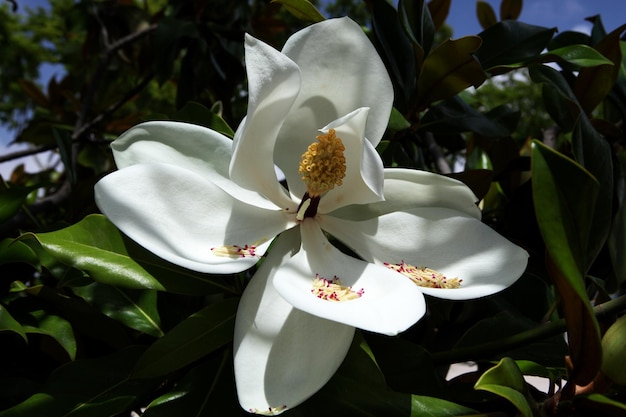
[1, 0, 625, 177]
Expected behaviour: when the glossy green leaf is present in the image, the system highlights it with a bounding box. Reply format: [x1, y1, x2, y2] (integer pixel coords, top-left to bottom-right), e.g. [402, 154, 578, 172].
[476, 1, 497, 30]
[500, 0, 522, 20]
[0, 304, 27, 342]
[546, 44, 613, 67]
[72, 283, 163, 337]
[30, 214, 234, 295]
[427, 0, 451, 32]
[477, 21, 556, 71]
[131, 298, 237, 379]
[173, 101, 235, 138]
[474, 358, 534, 417]
[398, 0, 435, 56]
[272, 0, 325, 23]
[574, 23, 626, 114]
[415, 36, 485, 107]
[23, 311, 77, 361]
[0, 346, 154, 417]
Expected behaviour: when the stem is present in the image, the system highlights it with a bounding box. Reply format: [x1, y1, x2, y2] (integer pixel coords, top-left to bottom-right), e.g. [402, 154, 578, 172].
[431, 295, 626, 365]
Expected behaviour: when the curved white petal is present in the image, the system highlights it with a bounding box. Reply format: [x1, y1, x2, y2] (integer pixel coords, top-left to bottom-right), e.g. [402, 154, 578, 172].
[95, 163, 295, 273]
[329, 168, 482, 220]
[230, 34, 301, 211]
[110, 121, 282, 210]
[317, 108, 385, 213]
[319, 208, 528, 300]
[273, 219, 426, 335]
[234, 228, 354, 414]
[275, 17, 393, 198]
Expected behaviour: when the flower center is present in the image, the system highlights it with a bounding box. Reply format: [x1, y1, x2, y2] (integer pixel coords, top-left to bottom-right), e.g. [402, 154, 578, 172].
[296, 129, 346, 221]
[385, 261, 462, 289]
[311, 274, 364, 302]
[298, 128, 346, 197]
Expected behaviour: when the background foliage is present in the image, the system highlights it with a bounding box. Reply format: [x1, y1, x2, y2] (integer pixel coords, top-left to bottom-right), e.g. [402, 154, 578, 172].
[1, 0, 625, 416]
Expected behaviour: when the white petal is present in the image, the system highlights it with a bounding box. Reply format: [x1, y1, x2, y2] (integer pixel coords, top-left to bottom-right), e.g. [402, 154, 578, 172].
[229, 34, 301, 211]
[234, 228, 354, 414]
[110, 121, 283, 211]
[329, 168, 482, 220]
[95, 163, 294, 273]
[317, 108, 385, 213]
[273, 219, 426, 336]
[275, 17, 393, 199]
[319, 208, 529, 300]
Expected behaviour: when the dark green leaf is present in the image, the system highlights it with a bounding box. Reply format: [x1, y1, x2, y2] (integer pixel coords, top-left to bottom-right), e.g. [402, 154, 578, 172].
[372, 0, 416, 109]
[0, 347, 156, 417]
[72, 283, 164, 337]
[476, 1, 497, 30]
[477, 21, 556, 71]
[0, 184, 41, 224]
[131, 298, 237, 379]
[398, 0, 435, 56]
[528, 64, 580, 132]
[608, 150, 626, 288]
[0, 238, 39, 268]
[23, 311, 77, 360]
[388, 107, 411, 132]
[549, 30, 591, 50]
[415, 36, 485, 107]
[474, 358, 534, 417]
[272, 0, 325, 23]
[0, 304, 27, 342]
[52, 128, 76, 185]
[172, 101, 235, 138]
[421, 96, 510, 138]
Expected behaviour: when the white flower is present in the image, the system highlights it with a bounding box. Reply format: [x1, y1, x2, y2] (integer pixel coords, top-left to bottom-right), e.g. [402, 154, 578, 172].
[94, 17, 528, 415]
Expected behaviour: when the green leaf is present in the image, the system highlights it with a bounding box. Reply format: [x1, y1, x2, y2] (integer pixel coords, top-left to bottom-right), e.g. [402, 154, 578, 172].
[574, 23, 626, 114]
[476, 0, 497, 30]
[131, 298, 237, 379]
[545, 44, 613, 67]
[398, 0, 435, 56]
[528, 64, 580, 132]
[0, 184, 40, 224]
[608, 150, 626, 288]
[477, 21, 556, 71]
[532, 141, 602, 384]
[23, 311, 77, 361]
[474, 358, 534, 417]
[0, 304, 27, 342]
[142, 351, 239, 417]
[415, 36, 485, 107]
[372, 0, 416, 109]
[410, 395, 477, 417]
[574, 393, 626, 417]
[0, 238, 39, 268]
[421, 96, 510, 138]
[72, 283, 164, 337]
[172, 101, 235, 138]
[30, 214, 233, 295]
[388, 107, 411, 132]
[53, 127, 76, 185]
[0, 346, 156, 417]
[500, 0, 522, 20]
[271, 0, 325, 23]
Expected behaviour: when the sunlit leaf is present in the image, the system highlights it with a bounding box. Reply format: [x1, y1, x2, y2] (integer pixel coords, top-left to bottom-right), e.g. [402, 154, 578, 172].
[272, 0, 325, 23]
[131, 298, 237, 379]
[474, 358, 534, 417]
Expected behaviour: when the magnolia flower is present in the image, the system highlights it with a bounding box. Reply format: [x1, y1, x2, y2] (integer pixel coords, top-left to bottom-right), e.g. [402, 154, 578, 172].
[94, 17, 528, 415]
